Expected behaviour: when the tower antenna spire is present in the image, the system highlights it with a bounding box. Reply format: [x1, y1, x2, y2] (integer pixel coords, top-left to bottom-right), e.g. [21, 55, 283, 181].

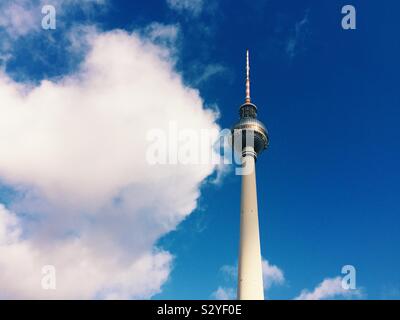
[245, 49, 251, 103]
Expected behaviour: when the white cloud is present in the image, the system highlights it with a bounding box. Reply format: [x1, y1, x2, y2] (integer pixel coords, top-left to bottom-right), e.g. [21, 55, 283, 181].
[0, 27, 220, 298]
[213, 259, 285, 299]
[286, 10, 310, 60]
[212, 287, 235, 300]
[262, 259, 285, 290]
[166, 0, 204, 16]
[144, 22, 180, 43]
[295, 276, 362, 300]
[0, 0, 109, 70]
[220, 264, 237, 279]
[0, 0, 107, 40]
[214, 262, 365, 300]
[0, 204, 21, 244]
[191, 64, 228, 86]
[0, 1, 38, 38]
[142, 22, 181, 57]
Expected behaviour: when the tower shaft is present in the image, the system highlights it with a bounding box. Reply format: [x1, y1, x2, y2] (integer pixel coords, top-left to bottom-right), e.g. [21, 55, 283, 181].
[237, 146, 264, 300]
[232, 50, 268, 300]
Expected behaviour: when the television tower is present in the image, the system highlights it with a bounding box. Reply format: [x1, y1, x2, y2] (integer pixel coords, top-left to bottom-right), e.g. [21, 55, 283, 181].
[232, 50, 269, 300]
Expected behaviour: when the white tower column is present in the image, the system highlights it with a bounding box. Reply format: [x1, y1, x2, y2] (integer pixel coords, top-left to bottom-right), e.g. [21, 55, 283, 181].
[237, 146, 264, 300]
[232, 50, 268, 300]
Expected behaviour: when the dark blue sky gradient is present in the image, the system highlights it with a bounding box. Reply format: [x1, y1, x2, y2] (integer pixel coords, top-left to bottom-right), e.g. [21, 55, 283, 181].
[155, 0, 400, 299]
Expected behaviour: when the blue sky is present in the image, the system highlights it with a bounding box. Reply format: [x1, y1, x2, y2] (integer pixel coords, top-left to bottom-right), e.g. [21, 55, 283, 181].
[0, 0, 399, 299]
[155, 0, 400, 299]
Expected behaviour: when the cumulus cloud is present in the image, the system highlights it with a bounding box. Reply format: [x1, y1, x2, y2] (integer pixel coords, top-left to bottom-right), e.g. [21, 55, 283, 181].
[142, 22, 181, 56]
[0, 0, 107, 41]
[220, 264, 237, 280]
[0, 26, 220, 298]
[212, 287, 235, 300]
[144, 22, 180, 43]
[0, 0, 38, 38]
[166, 0, 204, 16]
[0, 204, 20, 244]
[215, 260, 365, 300]
[295, 276, 362, 300]
[0, 0, 110, 74]
[212, 259, 285, 299]
[262, 259, 285, 290]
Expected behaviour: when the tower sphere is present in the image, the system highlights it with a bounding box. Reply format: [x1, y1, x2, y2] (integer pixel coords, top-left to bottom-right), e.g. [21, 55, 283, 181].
[232, 103, 269, 158]
[231, 50, 269, 158]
